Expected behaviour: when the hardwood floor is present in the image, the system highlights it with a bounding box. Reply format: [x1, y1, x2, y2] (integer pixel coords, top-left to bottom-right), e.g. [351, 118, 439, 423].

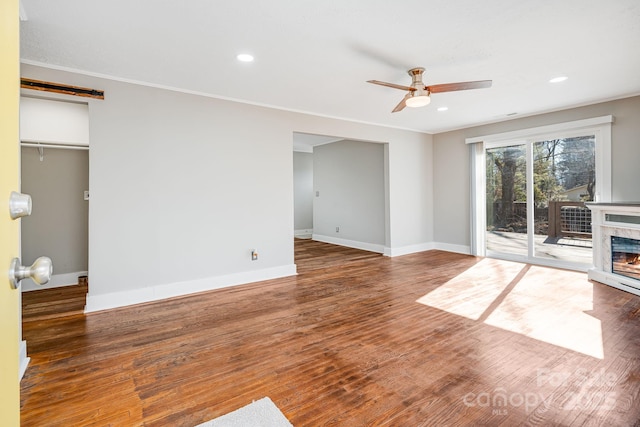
[20, 241, 640, 426]
[293, 238, 382, 274]
[22, 283, 88, 322]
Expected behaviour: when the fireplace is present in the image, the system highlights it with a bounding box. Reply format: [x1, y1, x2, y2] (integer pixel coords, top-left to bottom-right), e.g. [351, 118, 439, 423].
[611, 236, 640, 281]
[586, 203, 640, 296]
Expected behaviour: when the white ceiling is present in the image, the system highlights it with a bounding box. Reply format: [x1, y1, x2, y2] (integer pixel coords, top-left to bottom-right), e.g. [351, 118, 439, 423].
[19, 0, 640, 134]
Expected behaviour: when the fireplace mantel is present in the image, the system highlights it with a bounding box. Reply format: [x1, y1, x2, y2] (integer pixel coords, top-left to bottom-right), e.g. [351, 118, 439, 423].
[586, 202, 640, 208]
[586, 202, 640, 296]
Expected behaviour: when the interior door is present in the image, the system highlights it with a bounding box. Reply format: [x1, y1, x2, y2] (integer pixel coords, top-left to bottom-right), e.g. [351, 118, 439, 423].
[0, 0, 22, 424]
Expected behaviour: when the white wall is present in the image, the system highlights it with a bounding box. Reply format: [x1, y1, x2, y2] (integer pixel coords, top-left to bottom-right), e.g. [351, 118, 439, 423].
[385, 134, 434, 255]
[293, 151, 313, 233]
[433, 95, 640, 250]
[21, 64, 434, 311]
[313, 140, 385, 251]
[86, 78, 298, 311]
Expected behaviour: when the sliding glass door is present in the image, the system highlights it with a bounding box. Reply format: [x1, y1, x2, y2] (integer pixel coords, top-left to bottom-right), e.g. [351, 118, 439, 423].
[483, 134, 595, 269]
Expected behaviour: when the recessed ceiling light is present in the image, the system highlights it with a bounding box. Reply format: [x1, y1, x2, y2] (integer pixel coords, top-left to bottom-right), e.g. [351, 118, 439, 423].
[437, 106, 448, 112]
[236, 54, 254, 63]
[549, 76, 568, 83]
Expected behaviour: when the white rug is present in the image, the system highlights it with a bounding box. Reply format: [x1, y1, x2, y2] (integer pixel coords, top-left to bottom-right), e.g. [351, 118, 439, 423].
[196, 397, 293, 427]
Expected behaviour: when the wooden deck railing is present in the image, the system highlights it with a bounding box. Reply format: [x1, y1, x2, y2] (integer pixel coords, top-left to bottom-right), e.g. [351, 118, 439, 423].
[548, 201, 592, 238]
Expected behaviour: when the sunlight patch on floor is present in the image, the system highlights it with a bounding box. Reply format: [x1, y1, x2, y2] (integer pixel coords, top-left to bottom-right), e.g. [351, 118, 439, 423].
[483, 266, 603, 359]
[417, 260, 604, 359]
[416, 258, 524, 320]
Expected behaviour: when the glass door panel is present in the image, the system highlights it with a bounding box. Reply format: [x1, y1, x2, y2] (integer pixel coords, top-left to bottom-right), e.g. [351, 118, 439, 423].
[485, 144, 527, 257]
[532, 137, 594, 264]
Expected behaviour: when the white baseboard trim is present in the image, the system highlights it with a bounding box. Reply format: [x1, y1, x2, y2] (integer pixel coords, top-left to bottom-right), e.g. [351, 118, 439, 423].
[84, 264, 297, 313]
[312, 234, 385, 254]
[295, 229, 313, 238]
[19, 340, 29, 381]
[21, 270, 88, 292]
[383, 242, 472, 257]
[432, 242, 472, 255]
[384, 242, 435, 257]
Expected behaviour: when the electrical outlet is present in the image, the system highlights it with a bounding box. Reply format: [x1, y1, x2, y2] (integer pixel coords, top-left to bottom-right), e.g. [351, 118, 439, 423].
[316, 191, 320, 197]
[336, 226, 340, 233]
[83, 190, 89, 201]
[251, 250, 258, 261]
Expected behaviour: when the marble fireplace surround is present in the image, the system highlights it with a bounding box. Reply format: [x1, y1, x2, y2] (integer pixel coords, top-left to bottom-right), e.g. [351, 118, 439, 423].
[586, 202, 640, 297]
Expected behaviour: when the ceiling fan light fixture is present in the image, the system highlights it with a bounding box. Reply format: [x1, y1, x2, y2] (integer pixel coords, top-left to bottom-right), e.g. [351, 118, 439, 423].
[367, 67, 491, 113]
[406, 94, 431, 108]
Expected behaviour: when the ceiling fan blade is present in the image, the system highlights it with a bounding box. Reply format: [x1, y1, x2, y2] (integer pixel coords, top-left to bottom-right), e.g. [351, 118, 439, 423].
[367, 80, 415, 92]
[427, 80, 492, 93]
[392, 93, 410, 113]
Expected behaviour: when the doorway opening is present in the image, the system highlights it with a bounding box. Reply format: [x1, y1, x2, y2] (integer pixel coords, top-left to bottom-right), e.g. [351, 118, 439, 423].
[19, 96, 90, 331]
[20, 95, 90, 291]
[292, 132, 390, 270]
[20, 144, 89, 290]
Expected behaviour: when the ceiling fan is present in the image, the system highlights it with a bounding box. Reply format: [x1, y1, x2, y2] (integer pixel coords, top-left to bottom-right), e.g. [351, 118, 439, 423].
[367, 67, 492, 113]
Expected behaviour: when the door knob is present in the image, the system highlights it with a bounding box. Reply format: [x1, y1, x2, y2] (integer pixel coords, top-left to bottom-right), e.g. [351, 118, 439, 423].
[9, 191, 32, 219]
[9, 257, 53, 289]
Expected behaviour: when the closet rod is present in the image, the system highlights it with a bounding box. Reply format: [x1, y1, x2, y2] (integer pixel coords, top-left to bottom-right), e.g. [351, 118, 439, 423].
[21, 142, 89, 151]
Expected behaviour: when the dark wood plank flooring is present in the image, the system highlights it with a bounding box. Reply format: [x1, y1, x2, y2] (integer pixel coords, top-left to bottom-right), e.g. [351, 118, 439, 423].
[293, 238, 382, 274]
[22, 284, 88, 322]
[20, 241, 640, 426]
